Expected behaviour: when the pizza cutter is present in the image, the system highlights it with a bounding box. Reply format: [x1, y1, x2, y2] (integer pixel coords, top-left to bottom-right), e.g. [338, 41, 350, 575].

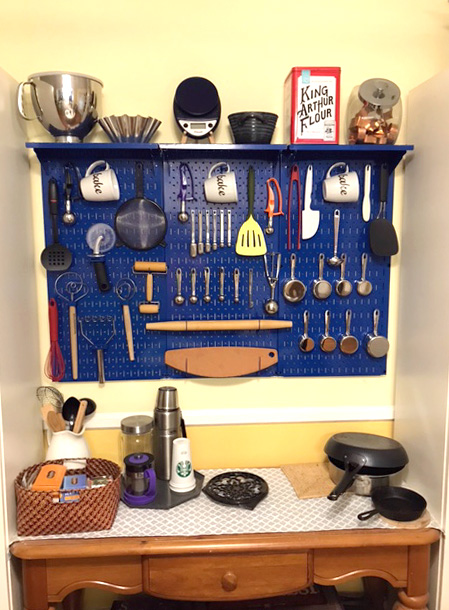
[86, 223, 116, 292]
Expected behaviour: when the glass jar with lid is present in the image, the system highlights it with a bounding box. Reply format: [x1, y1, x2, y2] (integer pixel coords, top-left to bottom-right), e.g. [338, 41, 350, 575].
[346, 78, 402, 145]
[120, 415, 153, 465]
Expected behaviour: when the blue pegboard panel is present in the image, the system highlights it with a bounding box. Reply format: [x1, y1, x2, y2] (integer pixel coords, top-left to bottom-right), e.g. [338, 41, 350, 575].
[277, 150, 395, 377]
[36, 147, 167, 382]
[29, 143, 411, 381]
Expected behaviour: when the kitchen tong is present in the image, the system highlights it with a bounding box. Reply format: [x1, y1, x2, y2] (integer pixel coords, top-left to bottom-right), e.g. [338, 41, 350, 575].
[287, 164, 301, 250]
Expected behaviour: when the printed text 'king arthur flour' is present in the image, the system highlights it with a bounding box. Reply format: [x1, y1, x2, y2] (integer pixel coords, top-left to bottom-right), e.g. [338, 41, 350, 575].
[284, 67, 340, 144]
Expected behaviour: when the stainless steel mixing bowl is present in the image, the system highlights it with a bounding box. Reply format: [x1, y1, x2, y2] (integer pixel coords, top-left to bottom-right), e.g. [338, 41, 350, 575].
[17, 71, 103, 142]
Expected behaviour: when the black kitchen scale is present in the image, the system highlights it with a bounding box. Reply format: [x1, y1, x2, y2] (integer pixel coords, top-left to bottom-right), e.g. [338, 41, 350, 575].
[173, 76, 221, 143]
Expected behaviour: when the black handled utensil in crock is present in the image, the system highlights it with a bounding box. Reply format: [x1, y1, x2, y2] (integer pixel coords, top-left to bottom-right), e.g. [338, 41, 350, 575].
[40, 178, 73, 271]
[62, 396, 97, 430]
[369, 164, 399, 256]
[115, 161, 167, 250]
[325, 432, 409, 501]
[357, 486, 427, 522]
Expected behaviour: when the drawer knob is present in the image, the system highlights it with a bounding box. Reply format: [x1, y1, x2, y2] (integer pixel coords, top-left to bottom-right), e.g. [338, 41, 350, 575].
[221, 571, 238, 592]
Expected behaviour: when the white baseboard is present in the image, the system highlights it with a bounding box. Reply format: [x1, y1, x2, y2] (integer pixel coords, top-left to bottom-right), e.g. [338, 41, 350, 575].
[81, 405, 394, 430]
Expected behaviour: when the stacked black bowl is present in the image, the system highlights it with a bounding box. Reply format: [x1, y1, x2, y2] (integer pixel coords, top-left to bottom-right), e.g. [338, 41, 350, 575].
[228, 112, 278, 144]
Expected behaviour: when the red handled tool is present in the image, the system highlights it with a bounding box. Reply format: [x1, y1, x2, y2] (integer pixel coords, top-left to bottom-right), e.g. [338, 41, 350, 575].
[287, 165, 301, 250]
[44, 298, 65, 382]
[264, 178, 284, 235]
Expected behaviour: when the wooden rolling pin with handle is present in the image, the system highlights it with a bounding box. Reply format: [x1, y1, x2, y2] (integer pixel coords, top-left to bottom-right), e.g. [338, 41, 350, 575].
[145, 319, 292, 331]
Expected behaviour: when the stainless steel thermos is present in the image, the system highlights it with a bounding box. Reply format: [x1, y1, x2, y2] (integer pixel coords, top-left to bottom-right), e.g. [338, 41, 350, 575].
[153, 387, 183, 480]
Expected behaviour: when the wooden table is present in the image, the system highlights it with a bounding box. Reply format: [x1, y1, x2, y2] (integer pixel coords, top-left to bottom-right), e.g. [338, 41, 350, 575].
[10, 527, 440, 610]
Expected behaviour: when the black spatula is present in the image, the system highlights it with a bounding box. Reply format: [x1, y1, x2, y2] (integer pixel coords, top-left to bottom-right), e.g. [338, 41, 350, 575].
[369, 163, 399, 256]
[40, 178, 72, 271]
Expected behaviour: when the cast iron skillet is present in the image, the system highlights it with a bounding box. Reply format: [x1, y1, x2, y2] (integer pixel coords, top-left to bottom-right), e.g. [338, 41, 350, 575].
[325, 432, 408, 501]
[357, 486, 427, 522]
[115, 161, 167, 250]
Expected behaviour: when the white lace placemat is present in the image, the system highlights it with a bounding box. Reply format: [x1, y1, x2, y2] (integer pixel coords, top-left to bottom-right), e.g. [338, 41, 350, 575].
[13, 468, 437, 542]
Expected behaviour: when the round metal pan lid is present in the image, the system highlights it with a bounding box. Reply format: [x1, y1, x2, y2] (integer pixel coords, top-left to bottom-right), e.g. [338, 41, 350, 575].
[358, 78, 400, 108]
[324, 432, 408, 469]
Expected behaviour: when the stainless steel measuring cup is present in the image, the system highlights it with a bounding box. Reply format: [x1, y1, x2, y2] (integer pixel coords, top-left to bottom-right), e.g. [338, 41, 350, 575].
[365, 309, 389, 358]
[339, 310, 359, 355]
[299, 310, 315, 353]
[313, 253, 332, 300]
[335, 254, 352, 297]
[320, 310, 337, 353]
[283, 254, 306, 303]
[356, 253, 373, 296]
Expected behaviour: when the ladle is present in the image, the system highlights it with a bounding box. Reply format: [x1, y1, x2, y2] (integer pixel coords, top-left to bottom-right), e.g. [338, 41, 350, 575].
[356, 253, 373, 296]
[335, 254, 352, 297]
[299, 310, 315, 353]
[320, 310, 337, 353]
[283, 254, 306, 303]
[327, 209, 342, 267]
[62, 396, 81, 431]
[313, 253, 332, 300]
[339, 310, 359, 355]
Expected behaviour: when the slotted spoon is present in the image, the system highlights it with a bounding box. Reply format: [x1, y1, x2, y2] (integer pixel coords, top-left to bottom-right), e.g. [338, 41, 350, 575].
[235, 166, 267, 256]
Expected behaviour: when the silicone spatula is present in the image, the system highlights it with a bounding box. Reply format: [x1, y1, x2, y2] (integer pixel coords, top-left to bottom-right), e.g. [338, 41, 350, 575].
[302, 165, 319, 239]
[369, 164, 399, 256]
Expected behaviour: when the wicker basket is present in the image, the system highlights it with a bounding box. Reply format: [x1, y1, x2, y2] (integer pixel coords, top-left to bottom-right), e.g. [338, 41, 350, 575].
[15, 458, 121, 537]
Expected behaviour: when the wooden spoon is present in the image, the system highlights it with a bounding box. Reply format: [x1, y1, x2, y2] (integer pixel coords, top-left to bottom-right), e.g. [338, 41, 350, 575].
[40, 403, 55, 425]
[47, 410, 66, 433]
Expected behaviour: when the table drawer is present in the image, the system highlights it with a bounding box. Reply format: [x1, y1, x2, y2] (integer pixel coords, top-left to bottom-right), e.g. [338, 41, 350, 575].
[146, 552, 310, 601]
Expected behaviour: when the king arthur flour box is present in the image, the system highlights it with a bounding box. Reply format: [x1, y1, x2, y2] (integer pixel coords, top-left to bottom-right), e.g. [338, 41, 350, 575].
[284, 67, 340, 144]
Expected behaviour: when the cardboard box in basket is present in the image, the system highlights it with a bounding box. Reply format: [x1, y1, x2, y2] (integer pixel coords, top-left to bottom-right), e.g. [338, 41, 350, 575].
[15, 458, 121, 537]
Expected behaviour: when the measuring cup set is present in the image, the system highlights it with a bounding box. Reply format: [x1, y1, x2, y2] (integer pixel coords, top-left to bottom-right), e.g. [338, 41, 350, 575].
[298, 309, 389, 358]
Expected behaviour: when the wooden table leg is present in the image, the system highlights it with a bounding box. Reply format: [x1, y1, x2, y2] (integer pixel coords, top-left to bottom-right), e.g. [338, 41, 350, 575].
[62, 590, 83, 610]
[393, 545, 431, 610]
[22, 560, 49, 610]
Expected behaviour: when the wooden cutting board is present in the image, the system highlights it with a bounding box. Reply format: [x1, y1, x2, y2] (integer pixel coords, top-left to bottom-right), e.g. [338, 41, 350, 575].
[164, 347, 278, 378]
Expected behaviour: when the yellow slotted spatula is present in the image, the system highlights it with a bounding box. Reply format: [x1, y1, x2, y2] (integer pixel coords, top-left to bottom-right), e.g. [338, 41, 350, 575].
[236, 166, 267, 256]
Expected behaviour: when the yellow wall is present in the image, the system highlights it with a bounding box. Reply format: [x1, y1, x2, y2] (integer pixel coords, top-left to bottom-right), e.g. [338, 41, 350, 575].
[85, 420, 392, 468]
[2, 0, 448, 469]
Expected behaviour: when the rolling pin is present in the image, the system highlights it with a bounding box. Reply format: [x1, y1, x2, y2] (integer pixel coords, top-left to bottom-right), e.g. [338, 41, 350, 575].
[133, 262, 167, 273]
[145, 319, 292, 331]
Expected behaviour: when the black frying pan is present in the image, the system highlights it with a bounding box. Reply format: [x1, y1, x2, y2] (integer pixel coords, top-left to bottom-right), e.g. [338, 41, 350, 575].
[357, 486, 427, 522]
[325, 432, 408, 501]
[115, 162, 167, 250]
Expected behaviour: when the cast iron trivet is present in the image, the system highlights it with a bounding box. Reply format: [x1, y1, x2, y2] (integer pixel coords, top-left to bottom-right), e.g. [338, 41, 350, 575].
[203, 471, 269, 510]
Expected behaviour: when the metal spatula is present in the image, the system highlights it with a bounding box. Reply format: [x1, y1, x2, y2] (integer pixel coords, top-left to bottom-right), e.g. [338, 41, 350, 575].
[236, 166, 267, 256]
